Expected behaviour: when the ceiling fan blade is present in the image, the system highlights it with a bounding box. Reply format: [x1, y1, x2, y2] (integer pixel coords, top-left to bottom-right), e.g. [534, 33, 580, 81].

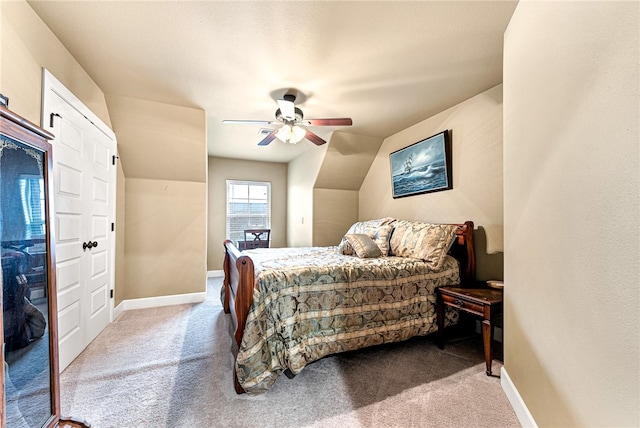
[223, 119, 273, 125]
[257, 128, 280, 146]
[305, 129, 327, 146]
[306, 118, 353, 126]
[277, 99, 295, 120]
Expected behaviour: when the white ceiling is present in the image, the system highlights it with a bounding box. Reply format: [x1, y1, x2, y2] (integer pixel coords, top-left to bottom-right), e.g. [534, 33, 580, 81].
[28, 1, 517, 163]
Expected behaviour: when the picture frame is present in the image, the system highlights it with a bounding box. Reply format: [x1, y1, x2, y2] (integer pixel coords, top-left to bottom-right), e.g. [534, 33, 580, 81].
[389, 130, 452, 198]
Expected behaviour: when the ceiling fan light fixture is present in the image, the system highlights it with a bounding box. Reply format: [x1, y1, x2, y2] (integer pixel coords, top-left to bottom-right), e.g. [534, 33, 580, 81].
[276, 124, 306, 144]
[223, 90, 351, 147]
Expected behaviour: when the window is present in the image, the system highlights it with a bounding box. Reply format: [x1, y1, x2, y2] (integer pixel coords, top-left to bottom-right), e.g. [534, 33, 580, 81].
[19, 175, 46, 238]
[226, 180, 271, 244]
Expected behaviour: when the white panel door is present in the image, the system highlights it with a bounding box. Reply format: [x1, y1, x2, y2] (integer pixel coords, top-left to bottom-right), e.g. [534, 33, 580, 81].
[42, 71, 117, 371]
[49, 94, 86, 368]
[83, 124, 112, 342]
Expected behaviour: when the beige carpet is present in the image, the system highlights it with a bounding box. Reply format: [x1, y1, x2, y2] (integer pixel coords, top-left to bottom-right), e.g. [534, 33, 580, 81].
[60, 277, 520, 427]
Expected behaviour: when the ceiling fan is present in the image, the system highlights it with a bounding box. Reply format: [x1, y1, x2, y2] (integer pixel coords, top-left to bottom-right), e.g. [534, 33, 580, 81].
[222, 93, 352, 146]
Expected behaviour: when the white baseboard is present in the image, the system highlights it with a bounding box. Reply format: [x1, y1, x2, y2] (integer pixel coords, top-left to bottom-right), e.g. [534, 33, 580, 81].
[113, 291, 207, 320]
[112, 274, 218, 321]
[113, 301, 125, 320]
[501, 367, 538, 427]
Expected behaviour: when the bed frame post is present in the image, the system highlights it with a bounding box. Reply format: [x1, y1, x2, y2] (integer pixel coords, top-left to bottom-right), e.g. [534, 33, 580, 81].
[451, 221, 476, 285]
[232, 254, 255, 394]
[233, 256, 255, 346]
[223, 240, 257, 345]
[222, 240, 232, 313]
[461, 221, 476, 285]
[223, 240, 257, 394]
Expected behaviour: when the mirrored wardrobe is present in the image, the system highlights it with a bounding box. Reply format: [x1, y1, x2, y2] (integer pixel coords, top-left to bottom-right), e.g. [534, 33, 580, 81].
[0, 104, 88, 428]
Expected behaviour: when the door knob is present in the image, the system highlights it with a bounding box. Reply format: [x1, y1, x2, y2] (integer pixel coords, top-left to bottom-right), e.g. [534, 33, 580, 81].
[82, 241, 99, 251]
[82, 241, 97, 250]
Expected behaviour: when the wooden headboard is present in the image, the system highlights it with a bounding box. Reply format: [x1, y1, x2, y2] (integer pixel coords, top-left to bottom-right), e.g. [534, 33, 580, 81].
[449, 221, 476, 285]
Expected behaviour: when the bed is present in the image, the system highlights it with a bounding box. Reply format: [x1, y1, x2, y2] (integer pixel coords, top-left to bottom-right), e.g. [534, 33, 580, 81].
[222, 219, 475, 394]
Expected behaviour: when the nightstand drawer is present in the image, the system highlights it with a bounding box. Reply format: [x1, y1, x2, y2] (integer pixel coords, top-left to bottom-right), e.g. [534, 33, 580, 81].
[440, 293, 484, 316]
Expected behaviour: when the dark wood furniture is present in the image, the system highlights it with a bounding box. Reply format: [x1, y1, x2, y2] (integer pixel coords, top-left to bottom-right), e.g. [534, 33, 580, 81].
[223, 220, 476, 393]
[436, 285, 504, 376]
[238, 228, 270, 250]
[0, 105, 90, 427]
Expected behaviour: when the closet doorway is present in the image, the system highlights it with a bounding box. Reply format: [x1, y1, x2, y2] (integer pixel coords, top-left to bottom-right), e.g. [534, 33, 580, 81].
[41, 69, 117, 371]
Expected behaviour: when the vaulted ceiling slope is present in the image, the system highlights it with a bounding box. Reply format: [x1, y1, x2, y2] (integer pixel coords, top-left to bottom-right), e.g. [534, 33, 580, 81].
[28, 1, 517, 163]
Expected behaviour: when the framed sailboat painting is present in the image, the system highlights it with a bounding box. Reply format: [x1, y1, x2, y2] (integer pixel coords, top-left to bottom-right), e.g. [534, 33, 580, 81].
[389, 130, 452, 198]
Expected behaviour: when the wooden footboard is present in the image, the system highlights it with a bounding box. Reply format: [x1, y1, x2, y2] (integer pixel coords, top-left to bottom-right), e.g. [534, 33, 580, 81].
[222, 239, 256, 393]
[222, 221, 475, 394]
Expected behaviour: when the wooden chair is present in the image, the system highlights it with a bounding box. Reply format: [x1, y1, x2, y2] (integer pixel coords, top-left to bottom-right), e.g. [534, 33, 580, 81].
[240, 229, 270, 250]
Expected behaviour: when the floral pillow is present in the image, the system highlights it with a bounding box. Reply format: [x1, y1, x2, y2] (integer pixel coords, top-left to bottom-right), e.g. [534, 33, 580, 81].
[343, 234, 383, 258]
[338, 218, 395, 256]
[389, 220, 458, 269]
[344, 217, 395, 234]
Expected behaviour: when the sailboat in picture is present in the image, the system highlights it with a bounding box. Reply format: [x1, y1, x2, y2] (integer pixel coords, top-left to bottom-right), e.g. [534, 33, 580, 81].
[404, 154, 413, 174]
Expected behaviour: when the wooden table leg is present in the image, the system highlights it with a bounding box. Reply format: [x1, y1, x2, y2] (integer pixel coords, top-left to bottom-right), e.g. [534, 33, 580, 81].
[436, 296, 445, 349]
[482, 318, 493, 376]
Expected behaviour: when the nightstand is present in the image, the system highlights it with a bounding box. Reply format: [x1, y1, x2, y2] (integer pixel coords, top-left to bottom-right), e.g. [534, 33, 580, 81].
[436, 286, 504, 376]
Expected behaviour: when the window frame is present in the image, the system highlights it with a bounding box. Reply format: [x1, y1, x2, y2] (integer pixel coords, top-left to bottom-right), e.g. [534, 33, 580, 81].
[225, 180, 271, 245]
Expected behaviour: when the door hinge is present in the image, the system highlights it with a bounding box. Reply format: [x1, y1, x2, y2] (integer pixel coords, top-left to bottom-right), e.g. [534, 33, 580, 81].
[111, 222, 115, 232]
[110, 289, 114, 299]
[112, 155, 119, 165]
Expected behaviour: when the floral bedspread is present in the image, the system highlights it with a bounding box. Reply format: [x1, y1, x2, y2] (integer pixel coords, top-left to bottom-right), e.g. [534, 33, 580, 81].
[235, 246, 460, 394]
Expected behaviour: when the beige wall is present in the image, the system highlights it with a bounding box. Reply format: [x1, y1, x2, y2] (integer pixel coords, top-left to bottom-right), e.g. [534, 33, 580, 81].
[287, 144, 327, 247]
[312, 132, 384, 246]
[504, 2, 639, 426]
[207, 157, 287, 270]
[312, 188, 359, 247]
[1, 1, 111, 127]
[124, 179, 206, 298]
[114, 162, 126, 306]
[105, 95, 207, 182]
[315, 131, 384, 190]
[287, 131, 384, 248]
[360, 85, 504, 258]
[107, 95, 207, 298]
